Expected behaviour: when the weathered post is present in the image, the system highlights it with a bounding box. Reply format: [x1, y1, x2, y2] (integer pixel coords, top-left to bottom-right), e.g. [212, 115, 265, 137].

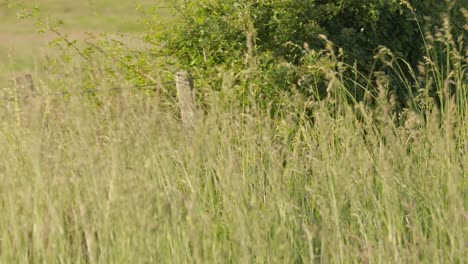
[14, 74, 35, 93]
[10, 74, 37, 125]
[176, 70, 196, 130]
[11, 74, 36, 108]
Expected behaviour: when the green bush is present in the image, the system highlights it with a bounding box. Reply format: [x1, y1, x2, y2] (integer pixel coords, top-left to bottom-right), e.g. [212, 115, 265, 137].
[148, 0, 464, 102]
[154, 0, 451, 66]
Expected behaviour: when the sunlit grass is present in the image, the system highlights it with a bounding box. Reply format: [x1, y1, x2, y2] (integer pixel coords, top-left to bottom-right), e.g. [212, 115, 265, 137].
[0, 62, 465, 262]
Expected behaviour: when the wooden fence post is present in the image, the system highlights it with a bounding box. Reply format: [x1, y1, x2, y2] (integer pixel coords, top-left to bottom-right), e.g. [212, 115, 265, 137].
[14, 74, 35, 93]
[176, 70, 196, 130]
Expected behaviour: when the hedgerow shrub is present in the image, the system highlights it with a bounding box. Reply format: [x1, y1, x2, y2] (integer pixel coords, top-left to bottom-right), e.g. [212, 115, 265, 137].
[147, 0, 465, 102]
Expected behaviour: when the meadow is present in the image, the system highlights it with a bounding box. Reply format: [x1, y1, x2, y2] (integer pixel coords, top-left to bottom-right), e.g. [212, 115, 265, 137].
[0, 1, 466, 263]
[0, 0, 168, 87]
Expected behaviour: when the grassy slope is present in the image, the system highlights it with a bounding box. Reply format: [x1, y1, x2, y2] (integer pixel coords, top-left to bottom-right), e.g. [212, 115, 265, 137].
[0, 0, 169, 87]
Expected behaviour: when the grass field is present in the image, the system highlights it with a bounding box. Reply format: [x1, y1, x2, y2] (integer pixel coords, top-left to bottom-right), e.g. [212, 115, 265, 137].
[0, 73, 466, 262]
[0, 1, 466, 263]
[0, 0, 169, 87]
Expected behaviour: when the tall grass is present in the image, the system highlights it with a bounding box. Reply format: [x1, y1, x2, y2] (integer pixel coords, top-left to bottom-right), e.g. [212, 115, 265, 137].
[0, 64, 465, 263]
[0, 5, 466, 264]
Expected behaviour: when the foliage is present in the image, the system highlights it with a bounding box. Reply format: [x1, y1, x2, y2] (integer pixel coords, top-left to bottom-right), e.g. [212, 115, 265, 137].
[154, 1, 419, 66]
[147, 0, 465, 103]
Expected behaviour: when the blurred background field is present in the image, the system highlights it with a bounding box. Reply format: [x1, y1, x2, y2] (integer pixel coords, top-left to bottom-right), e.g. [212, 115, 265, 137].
[0, 0, 170, 87]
